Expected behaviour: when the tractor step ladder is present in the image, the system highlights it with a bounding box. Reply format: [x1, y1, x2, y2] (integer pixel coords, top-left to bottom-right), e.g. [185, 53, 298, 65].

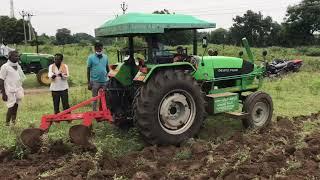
[225, 112, 249, 118]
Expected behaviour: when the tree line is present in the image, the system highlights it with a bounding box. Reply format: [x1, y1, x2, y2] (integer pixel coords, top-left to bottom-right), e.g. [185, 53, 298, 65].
[206, 0, 320, 47]
[0, 0, 319, 47]
[157, 0, 320, 47]
[0, 17, 96, 46]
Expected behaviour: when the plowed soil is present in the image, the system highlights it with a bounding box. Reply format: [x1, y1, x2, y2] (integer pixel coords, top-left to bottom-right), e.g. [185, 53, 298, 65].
[1, 113, 320, 179]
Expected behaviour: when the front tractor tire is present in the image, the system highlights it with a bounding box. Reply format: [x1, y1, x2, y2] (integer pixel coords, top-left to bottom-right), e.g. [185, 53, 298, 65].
[134, 70, 206, 145]
[242, 91, 273, 129]
[37, 69, 51, 86]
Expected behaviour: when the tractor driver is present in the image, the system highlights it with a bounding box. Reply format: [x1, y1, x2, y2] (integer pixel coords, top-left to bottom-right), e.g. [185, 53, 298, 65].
[0, 51, 26, 126]
[173, 46, 187, 62]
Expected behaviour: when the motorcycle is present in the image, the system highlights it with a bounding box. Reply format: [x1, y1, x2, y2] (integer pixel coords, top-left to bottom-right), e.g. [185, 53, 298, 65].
[265, 59, 303, 77]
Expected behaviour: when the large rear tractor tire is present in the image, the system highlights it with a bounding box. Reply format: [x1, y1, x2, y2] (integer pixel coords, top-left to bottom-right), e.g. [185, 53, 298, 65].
[134, 70, 206, 145]
[242, 91, 273, 129]
[37, 69, 51, 86]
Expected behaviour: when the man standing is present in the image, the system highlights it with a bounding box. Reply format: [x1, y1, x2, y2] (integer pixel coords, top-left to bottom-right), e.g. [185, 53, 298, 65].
[0, 41, 15, 57]
[87, 42, 109, 111]
[48, 53, 70, 114]
[0, 51, 25, 126]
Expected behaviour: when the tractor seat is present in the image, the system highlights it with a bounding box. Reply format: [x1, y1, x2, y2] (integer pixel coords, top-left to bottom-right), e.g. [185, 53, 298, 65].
[155, 55, 174, 64]
[274, 63, 287, 69]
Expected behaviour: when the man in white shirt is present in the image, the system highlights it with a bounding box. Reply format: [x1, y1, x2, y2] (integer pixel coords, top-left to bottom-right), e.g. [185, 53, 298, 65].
[48, 53, 70, 114]
[0, 41, 15, 57]
[0, 51, 26, 126]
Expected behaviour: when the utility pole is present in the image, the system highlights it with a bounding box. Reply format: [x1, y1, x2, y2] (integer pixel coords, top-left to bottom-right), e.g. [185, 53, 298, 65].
[223, 34, 226, 50]
[27, 12, 34, 41]
[120, 2, 128, 44]
[10, 0, 15, 18]
[120, 2, 128, 14]
[115, 14, 119, 42]
[19, 11, 27, 44]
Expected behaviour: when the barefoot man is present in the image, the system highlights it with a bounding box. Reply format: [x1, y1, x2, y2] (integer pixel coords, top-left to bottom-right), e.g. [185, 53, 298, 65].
[0, 51, 25, 126]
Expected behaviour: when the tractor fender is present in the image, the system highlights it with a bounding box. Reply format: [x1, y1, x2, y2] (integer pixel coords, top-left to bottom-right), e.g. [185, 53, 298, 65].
[134, 62, 196, 83]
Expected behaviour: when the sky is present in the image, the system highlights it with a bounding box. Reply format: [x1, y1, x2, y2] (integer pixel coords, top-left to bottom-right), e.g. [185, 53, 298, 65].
[0, 0, 302, 36]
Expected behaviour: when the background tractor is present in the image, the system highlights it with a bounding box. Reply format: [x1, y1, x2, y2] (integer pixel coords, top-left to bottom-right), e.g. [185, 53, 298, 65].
[21, 13, 273, 149]
[19, 53, 54, 86]
[0, 45, 53, 86]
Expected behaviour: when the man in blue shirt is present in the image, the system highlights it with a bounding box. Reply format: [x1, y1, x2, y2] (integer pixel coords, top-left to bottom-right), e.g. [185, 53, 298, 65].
[87, 42, 109, 111]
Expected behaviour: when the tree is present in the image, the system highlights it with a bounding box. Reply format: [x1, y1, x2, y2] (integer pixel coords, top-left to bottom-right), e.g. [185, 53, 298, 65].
[73, 33, 95, 44]
[229, 10, 281, 47]
[37, 33, 55, 44]
[282, 0, 320, 46]
[55, 28, 74, 45]
[208, 28, 229, 44]
[0, 16, 30, 44]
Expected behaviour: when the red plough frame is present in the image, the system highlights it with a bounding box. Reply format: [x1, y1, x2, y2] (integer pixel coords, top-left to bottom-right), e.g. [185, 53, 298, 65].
[39, 89, 113, 131]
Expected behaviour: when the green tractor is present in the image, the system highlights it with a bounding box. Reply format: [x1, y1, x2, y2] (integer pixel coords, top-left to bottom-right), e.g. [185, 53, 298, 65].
[20, 13, 273, 149]
[0, 51, 53, 86]
[96, 13, 273, 145]
[19, 53, 54, 86]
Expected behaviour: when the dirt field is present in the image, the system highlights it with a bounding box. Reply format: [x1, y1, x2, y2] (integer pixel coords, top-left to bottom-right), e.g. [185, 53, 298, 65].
[1, 113, 320, 179]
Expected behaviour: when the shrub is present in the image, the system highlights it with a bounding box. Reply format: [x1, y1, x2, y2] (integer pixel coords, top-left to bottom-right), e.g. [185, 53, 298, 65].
[305, 48, 320, 57]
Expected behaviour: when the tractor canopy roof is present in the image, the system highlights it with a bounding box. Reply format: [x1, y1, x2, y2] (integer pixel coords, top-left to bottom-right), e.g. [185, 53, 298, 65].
[95, 13, 216, 37]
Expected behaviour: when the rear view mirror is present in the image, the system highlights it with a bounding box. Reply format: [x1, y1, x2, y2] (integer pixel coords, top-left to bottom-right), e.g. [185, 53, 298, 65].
[202, 37, 208, 48]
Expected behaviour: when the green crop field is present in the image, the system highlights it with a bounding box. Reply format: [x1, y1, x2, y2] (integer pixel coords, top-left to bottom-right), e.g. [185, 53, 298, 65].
[1, 44, 320, 157]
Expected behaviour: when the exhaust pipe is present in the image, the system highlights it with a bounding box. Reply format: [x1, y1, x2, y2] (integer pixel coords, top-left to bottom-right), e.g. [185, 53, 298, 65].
[242, 38, 254, 63]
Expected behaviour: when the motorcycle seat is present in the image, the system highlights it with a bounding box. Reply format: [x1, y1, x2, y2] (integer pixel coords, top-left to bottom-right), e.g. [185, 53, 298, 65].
[274, 63, 287, 68]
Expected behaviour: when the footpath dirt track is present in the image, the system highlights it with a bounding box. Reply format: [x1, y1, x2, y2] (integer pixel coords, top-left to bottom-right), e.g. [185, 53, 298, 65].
[1, 113, 320, 179]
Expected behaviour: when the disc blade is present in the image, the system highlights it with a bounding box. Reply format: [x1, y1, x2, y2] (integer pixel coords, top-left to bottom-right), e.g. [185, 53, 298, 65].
[20, 128, 44, 151]
[69, 125, 91, 146]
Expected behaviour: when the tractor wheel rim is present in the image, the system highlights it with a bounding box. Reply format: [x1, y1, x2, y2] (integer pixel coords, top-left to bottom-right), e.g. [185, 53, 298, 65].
[158, 90, 196, 135]
[252, 102, 270, 127]
[41, 72, 50, 85]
